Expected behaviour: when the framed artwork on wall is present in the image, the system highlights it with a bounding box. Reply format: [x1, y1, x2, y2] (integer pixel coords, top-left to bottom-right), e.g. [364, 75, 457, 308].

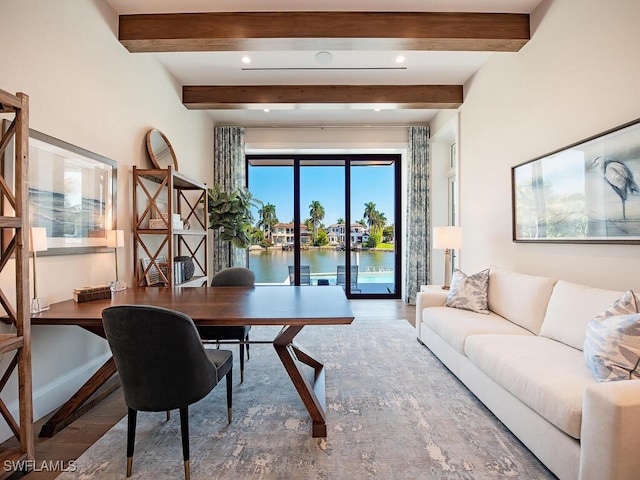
[2, 121, 117, 255]
[512, 118, 640, 244]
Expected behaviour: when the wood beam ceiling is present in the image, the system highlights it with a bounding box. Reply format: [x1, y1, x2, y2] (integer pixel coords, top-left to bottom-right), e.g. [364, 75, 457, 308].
[118, 11, 530, 53]
[183, 85, 463, 110]
[119, 11, 528, 111]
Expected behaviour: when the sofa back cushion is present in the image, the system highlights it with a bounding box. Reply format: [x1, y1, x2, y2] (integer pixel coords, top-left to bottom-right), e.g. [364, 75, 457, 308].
[539, 280, 625, 350]
[487, 268, 557, 334]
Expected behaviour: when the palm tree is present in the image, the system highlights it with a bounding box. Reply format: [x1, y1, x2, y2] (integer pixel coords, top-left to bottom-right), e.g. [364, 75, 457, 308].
[309, 200, 325, 240]
[257, 203, 278, 242]
[363, 202, 377, 230]
[371, 210, 387, 232]
[303, 217, 314, 232]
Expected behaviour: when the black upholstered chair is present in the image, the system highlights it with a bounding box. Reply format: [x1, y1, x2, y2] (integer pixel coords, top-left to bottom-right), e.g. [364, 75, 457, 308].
[197, 267, 255, 383]
[102, 305, 233, 480]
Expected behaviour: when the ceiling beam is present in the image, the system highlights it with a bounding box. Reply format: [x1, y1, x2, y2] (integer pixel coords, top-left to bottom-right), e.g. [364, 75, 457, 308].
[182, 85, 463, 110]
[119, 12, 529, 53]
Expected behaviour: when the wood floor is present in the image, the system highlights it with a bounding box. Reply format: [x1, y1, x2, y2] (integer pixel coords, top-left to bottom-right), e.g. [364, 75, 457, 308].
[4, 299, 415, 479]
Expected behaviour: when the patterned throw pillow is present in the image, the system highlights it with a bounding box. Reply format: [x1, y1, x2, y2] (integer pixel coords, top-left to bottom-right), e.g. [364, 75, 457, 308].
[445, 268, 490, 315]
[584, 291, 640, 381]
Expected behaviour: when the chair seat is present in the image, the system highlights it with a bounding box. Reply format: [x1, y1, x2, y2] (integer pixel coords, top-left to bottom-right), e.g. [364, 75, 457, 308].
[204, 349, 233, 382]
[198, 325, 251, 383]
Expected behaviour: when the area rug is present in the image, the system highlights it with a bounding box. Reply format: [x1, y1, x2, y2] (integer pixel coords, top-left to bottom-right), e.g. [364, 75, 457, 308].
[57, 319, 555, 479]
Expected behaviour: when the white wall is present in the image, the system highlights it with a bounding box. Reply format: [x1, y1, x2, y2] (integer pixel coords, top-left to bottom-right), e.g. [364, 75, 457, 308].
[454, 0, 640, 291]
[245, 126, 409, 153]
[0, 0, 213, 441]
[430, 113, 459, 286]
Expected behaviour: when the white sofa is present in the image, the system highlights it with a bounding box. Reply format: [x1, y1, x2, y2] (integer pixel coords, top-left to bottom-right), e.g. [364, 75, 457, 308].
[415, 267, 640, 480]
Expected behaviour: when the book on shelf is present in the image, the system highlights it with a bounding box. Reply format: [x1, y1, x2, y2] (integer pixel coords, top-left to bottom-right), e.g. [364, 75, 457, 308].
[158, 261, 185, 285]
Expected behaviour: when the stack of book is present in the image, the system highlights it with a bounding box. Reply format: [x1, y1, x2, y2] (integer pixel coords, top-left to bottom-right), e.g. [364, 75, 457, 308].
[73, 285, 111, 303]
[158, 261, 185, 285]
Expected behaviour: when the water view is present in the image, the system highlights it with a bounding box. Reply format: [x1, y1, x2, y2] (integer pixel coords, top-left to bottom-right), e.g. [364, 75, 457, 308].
[250, 248, 395, 289]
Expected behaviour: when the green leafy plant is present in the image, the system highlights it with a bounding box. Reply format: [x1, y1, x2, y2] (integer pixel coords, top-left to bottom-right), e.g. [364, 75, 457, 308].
[207, 183, 261, 248]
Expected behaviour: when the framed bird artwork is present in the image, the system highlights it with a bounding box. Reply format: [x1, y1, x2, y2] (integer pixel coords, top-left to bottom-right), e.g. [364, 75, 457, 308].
[512, 117, 640, 243]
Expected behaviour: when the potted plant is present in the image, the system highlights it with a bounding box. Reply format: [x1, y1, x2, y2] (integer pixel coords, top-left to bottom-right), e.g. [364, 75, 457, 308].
[207, 183, 260, 249]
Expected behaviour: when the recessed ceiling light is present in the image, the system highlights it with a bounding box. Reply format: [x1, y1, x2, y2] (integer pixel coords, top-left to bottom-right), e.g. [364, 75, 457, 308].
[395, 55, 405, 64]
[315, 51, 333, 65]
[241, 56, 251, 64]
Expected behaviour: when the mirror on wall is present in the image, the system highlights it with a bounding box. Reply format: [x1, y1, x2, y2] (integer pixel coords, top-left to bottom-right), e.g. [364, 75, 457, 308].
[146, 128, 179, 171]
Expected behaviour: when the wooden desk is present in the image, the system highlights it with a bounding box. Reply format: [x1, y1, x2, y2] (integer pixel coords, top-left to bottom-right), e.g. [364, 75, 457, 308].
[32, 286, 354, 438]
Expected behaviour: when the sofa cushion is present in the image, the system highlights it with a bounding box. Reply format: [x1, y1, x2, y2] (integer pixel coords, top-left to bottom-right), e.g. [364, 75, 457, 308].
[464, 334, 597, 439]
[445, 268, 490, 314]
[487, 267, 557, 334]
[539, 280, 625, 350]
[422, 306, 532, 355]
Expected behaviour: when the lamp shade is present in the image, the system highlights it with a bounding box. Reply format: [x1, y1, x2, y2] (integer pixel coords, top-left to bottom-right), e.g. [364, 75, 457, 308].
[29, 227, 48, 253]
[106, 230, 125, 248]
[433, 226, 462, 250]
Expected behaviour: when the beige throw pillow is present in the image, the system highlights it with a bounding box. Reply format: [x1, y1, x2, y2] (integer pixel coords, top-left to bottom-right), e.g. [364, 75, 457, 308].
[445, 268, 490, 315]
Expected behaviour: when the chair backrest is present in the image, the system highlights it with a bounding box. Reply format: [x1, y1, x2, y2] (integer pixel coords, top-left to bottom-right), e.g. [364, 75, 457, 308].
[337, 265, 359, 287]
[211, 267, 255, 286]
[289, 265, 311, 285]
[102, 305, 218, 412]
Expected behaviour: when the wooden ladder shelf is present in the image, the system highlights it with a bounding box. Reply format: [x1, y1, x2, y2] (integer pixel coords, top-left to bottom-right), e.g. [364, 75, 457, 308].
[0, 88, 34, 477]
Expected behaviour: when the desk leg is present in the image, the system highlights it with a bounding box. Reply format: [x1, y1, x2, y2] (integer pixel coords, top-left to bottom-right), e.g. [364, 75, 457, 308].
[39, 357, 119, 438]
[273, 325, 327, 438]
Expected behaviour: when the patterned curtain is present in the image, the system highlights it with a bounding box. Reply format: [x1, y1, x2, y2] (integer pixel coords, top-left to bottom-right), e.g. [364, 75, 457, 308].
[405, 126, 431, 304]
[213, 126, 247, 271]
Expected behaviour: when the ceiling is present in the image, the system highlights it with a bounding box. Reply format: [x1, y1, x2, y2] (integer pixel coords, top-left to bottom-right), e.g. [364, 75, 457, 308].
[104, 0, 543, 127]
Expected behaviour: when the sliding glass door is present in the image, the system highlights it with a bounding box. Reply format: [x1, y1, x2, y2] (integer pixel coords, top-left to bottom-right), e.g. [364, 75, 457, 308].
[300, 161, 346, 289]
[247, 154, 400, 299]
[350, 160, 398, 295]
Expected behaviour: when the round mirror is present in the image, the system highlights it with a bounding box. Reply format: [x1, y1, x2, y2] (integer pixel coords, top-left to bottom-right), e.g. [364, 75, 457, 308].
[146, 129, 179, 171]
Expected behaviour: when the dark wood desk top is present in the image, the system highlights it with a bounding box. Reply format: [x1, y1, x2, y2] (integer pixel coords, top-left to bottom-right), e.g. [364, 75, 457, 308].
[31, 285, 355, 328]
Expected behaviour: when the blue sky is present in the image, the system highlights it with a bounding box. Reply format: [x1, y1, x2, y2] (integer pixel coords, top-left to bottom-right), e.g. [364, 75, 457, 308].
[248, 164, 395, 226]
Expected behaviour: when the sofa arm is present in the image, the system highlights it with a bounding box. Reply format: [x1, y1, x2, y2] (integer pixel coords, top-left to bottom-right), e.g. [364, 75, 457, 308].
[580, 380, 640, 480]
[415, 289, 448, 334]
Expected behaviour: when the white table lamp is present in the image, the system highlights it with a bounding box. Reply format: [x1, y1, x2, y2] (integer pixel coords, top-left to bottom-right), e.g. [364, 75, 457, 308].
[433, 226, 462, 290]
[29, 227, 49, 312]
[107, 229, 127, 292]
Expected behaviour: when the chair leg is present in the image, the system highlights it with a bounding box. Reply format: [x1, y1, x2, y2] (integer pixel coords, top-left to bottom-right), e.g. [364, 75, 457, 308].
[126, 407, 137, 477]
[226, 367, 233, 424]
[239, 342, 245, 383]
[246, 332, 250, 360]
[179, 406, 190, 480]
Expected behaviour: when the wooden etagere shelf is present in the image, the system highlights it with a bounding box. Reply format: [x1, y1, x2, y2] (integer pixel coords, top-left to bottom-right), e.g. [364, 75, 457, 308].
[0, 88, 34, 477]
[133, 166, 209, 288]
